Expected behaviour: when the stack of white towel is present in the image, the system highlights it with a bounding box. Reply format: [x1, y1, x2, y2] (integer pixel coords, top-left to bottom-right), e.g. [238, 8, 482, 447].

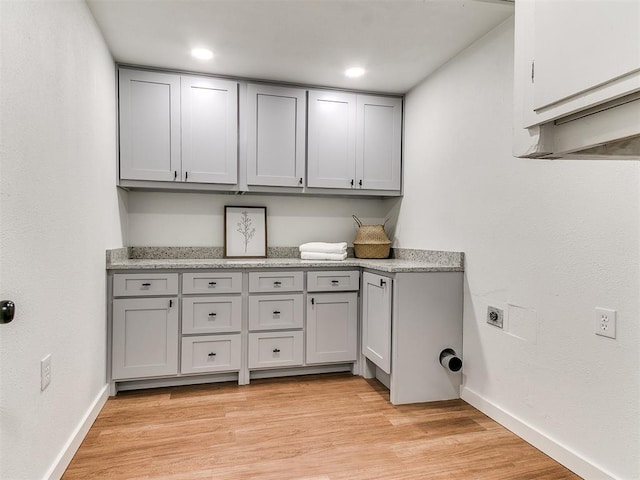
[299, 242, 348, 261]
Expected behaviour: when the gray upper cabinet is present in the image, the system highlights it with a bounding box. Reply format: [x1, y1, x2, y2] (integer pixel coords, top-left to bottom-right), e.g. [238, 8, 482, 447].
[308, 89, 402, 192]
[181, 76, 238, 184]
[118, 69, 181, 182]
[307, 90, 357, 189]
[118, 68, 238, 186]
[118, 67, 402, 195]
[356, 95, 402, 191]
[245, 84, 306, 187]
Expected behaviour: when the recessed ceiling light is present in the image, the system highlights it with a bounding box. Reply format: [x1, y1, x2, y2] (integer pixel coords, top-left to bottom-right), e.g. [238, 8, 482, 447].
[191, 48, 213, 60]
[345, 67, 365, 78]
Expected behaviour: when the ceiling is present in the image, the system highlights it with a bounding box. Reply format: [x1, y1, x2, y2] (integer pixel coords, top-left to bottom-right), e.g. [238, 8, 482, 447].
[86, 0, 513, 94]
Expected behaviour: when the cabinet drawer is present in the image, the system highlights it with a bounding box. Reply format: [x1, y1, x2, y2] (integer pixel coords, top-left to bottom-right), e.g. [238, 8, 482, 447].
[113, 273, 179, 297]
[248, 331, 303, 369]
[248, 271, 303, 293]
[182, 296, 242, 334]
[307, 271, 359, 292]
[182, 272, 242, 294]
[248, 294, 303, 331]
[181, 334, 241, 374]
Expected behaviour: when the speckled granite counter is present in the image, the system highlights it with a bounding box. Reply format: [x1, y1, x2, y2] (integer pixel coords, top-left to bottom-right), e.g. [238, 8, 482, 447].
[106, 247, 464, 273]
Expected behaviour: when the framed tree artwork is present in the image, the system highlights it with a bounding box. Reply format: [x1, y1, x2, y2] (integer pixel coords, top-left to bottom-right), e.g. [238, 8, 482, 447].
[224, 206, 267, 258]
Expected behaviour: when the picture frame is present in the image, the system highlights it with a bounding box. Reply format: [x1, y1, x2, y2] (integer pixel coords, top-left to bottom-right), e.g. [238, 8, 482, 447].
[224, 206, 267, 258]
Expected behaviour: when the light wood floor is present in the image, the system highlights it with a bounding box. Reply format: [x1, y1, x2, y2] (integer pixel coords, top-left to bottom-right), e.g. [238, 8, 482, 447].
[63, 374, 581, 480]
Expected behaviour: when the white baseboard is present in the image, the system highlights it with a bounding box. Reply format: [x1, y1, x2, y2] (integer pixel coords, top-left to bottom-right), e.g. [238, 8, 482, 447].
[45, 384, 109, 480]
[461, 386, 618, 480]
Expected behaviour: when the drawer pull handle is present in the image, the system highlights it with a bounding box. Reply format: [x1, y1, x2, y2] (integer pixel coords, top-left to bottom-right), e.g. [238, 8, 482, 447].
[273, 348, 280, 353]
[273, 281, 282, 287]
[208, 282, 217, 286]
[208, 313, 217, 317]
[141, 283, 151, 287]
[273, 311, 281, 315]
[208, 352, 217, 357]
[331, 280, 339, 285]
[380, 279, 386, 287]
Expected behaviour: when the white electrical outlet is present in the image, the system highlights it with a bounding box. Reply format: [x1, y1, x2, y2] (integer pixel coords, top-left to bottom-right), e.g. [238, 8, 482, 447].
[41, 354, 51, 391]
[595, 308, 616, 339]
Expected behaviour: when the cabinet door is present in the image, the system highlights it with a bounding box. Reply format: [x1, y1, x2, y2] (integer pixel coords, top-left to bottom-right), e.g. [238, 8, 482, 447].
[112, 297, 178, 380]
[246, 84, 306, 187]
[362, 272, 392, 374]
[516, 0, 640, 129]
[532, 0, 640, 112]
[307, 90, 357, 189]
[118, 69, 181, 181]
[356, 95, 402, 191]
[306, 293, 358, 364]
[181, 76, 238, 184]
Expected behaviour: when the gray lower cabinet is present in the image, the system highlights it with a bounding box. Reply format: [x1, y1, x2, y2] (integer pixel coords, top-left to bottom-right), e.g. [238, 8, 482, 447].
[112, 297, 179, 380]
[361, 271, 464, 405]
[361, 271, 392, 374]
[181, 334, 241, 374]
[306, 292, 358, 364]
[109, 267, 461, 404]
[180, 272, 242, 375]
[306, 270, 359, 365]
[247, 271, 304, 371]
[248, 331, 304, 369]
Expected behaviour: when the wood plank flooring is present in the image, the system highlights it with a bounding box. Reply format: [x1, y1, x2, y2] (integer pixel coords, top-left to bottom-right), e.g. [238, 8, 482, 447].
[63, 374, 581, 480]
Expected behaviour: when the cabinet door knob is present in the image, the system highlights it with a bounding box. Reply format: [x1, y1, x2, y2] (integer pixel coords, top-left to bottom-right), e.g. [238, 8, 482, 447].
[359, 179, 363, 187]
[273, 348, 280, 353]
[299, 177, 303, 185]
[169, 299, 173, 308]
[350, 179, 354, 187]
[380, 279, 386, 287]
[208, 352, 217, 357]
[310, 297, 315, 305]
[174, 170, 177, 180]
[1, 300, 15, 324]
[185, 171, 188, 181]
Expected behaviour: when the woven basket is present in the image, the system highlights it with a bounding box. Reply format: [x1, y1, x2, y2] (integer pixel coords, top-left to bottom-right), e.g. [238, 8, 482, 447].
[352, 215, 392, 259]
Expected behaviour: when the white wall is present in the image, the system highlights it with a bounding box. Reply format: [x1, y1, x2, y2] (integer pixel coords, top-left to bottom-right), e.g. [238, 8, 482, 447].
[127, 191, 387, 247]
[396, 18, 639, 480]
[0, 2, 126, 479]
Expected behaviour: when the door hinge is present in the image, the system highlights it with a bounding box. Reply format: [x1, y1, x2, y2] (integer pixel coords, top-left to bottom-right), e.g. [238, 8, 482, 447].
[531, 61, 535, 83]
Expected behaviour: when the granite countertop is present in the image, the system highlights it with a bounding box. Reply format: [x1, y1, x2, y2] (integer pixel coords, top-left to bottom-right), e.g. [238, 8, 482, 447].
[106, 247, 464, 273]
